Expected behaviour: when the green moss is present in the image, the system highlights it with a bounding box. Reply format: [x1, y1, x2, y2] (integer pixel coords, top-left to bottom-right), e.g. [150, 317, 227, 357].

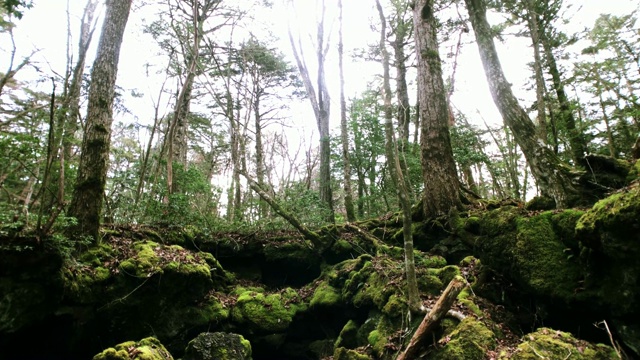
[231, 288, 306, 334]
[509, 328, 616, 360]
[435, 265, 461, 285]
[334, 347, 371, 360]
[627, 160, 640, 182]
[118, 241, 162, 277]
[550, 209, 584, 250]
[183, 332, 251, 360]
[457, 287, 483, 317]
[432, 317, 496, 360]
[367, 330, 386, 354]
[382, 294, 407, 317]
[335, 320, 359, 349]
[310, 282, 342, 308]
[93, 337, 173, 360]
[418, 273, 444, 295]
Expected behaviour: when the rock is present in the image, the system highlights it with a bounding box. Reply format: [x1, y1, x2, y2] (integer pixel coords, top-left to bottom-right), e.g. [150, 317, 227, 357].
[431, 317, 496, 360]
[183, 332, 252, 360]
[507, 328, 615, 359]
[93, 337, 173, 360]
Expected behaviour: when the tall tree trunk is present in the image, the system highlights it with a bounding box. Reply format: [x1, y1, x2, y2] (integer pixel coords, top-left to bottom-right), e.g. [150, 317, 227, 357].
[414, 0, 462, 217]
[167, 1, 201, 195]
[376, 0, 420, 313]
[67, 0, 132, 239]
[288, 0, 334, 223]
[464, 0, 576, 208]
[338, 0, 355, 222]
[540, 28, 587, 166]
[391, 5, 415, 203]
[253, 87, 268, 219]
[526, 0, 547, 143]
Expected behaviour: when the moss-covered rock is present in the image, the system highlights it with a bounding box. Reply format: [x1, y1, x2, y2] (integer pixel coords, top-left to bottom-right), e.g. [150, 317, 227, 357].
[334, 347, 371, 360]
[310, 282, 341, 308]
[335, 320, 359, 349]
[231, 287, 307, 334]
[507, 328, 616, 360]
[472, 209, 585, 302]
[93, 337, 173, 360]
[183, 332, 251, 360]
[431, 317, 496, 360]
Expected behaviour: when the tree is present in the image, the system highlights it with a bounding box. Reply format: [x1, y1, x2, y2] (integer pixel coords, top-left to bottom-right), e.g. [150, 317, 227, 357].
[376, 0, 420, 313]
[67, 0, 132, 239]
[413, 0, 462, 217]
[338, 0, 355, 222]
[464, 0, 576, 208]
[288, 0, 334, 223]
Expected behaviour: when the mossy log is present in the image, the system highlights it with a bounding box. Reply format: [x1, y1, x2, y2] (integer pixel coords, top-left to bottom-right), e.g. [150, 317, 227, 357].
[397, 275, 466, 360]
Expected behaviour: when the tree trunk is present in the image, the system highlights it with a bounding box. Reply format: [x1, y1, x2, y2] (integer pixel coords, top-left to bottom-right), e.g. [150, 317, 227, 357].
[67, 0, 132, 239]
[540, 27, 587, 166]
[526, 0, 548, 143]
[376, 0, 420, 313]
[464, 0, 576, 208]
[288, 0, 334, 223]
[338, 0, 355, 222]
[414, 0, 462, 217]
[167, 1, 201, 195]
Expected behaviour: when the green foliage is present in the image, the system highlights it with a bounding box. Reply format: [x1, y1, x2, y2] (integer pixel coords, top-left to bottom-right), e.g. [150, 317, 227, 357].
[450, 122, 490, 167]
[0, 0, 31, 19]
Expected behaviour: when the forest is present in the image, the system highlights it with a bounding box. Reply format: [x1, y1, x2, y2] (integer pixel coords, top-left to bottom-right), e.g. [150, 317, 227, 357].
[1, 0, 640, 359]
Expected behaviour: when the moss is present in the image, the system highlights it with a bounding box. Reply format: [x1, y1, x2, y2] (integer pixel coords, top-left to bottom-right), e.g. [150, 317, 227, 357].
[310, 282, 342, 308]
[525, 196, 556, 211]
[575, 187, 640, 314]
[367, 330, 386, 354]
[509, 328, 616, 360]
[627, 160, 640, 182]
[334, 347, 371, 360]
[231, 288, 306, 334]
[183, 332, 251, 360]
[335, 320, 359, 349]
[457, 287, 482, 318]
[550, 209, 584, 250]
[432, 317, 496, 360]
[117, 241, 162, 277]
[418, 273, 444, 295]
[93, 337, 173, 360]
[434, 265, 461, 285]
[382, 294, 407, 317]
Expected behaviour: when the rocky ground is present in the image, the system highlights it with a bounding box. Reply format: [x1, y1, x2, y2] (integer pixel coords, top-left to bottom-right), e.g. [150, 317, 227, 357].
[1, 159, 639, 359]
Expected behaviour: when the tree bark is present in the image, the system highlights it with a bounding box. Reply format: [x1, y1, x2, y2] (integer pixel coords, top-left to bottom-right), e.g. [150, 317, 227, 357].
[338, 0, 356, 222]
[68, 0, 132, 239]
[526, 0, 548, 143]
[414, 0, 462, 217]
[397, 276, 466, 360]
[464, 0, 576, 208]
[376, 0, 420, 313]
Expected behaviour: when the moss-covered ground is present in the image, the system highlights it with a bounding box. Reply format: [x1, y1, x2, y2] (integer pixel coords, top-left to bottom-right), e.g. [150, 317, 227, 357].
[3, 177, 640, 358]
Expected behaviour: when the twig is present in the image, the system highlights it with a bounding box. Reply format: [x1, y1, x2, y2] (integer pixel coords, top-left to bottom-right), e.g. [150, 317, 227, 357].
[597, 320, 623, 359]
[527, 343, 545, 358]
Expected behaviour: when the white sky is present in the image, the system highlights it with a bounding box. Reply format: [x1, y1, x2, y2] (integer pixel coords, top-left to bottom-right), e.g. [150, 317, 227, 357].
[5, 0, 639, 129]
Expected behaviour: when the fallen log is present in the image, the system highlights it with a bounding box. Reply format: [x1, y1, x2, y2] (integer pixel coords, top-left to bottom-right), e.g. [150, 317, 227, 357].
[397, 276, 466, 360]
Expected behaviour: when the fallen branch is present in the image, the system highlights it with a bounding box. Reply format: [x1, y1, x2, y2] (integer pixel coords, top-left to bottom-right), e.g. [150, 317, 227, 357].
[239, 170, 323, 249]
[397, 276, 466, 360]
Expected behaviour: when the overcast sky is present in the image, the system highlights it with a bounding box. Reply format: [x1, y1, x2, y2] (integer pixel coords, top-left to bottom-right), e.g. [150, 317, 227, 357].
[4, 0, 640, 133]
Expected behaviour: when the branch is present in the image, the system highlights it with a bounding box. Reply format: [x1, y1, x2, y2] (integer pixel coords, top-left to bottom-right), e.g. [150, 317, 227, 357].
[239, 170, 323, 249]
[397, 276, 466, 360]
